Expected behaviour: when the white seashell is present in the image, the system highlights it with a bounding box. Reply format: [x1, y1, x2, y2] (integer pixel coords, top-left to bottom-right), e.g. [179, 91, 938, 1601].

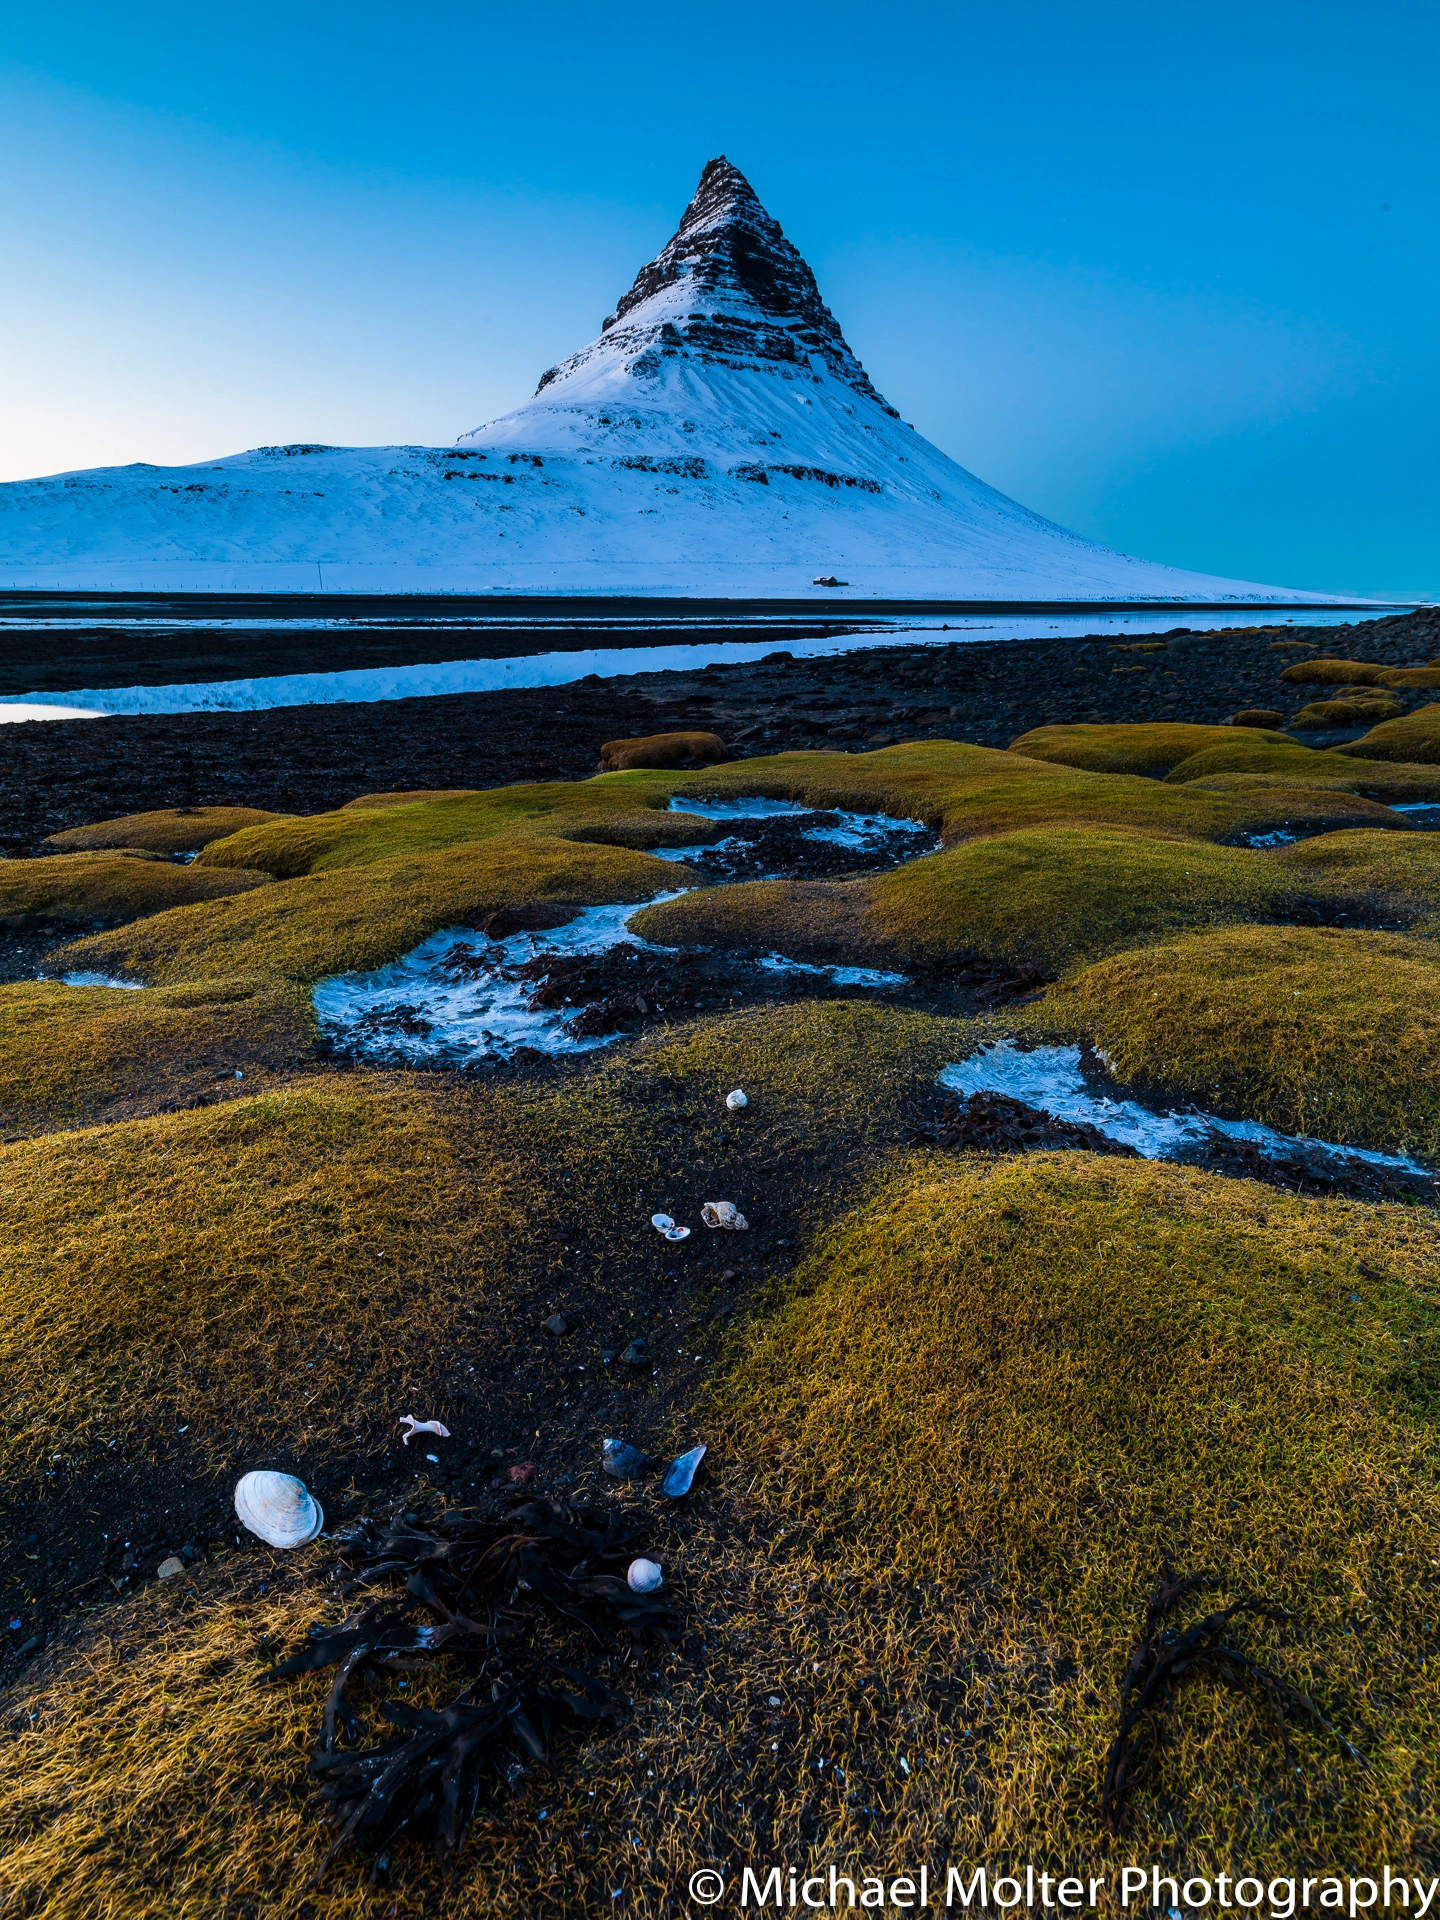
[726, 1089, 748, 1110]
[701, 1201, 749, 1231]
[664, 1225, 691, 1242]
[627, 1557, 664, 1594]
[662, 1443, 707, 1498]
[234, 1470, 324, 1549]
[651, 1212, 675, 1231]
[399, 1415, 451, 1447]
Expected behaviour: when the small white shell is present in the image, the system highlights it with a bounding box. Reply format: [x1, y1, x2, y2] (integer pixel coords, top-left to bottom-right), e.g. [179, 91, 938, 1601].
[399, 1415, 450, 1447]
[664, 1225, 691, 1242]
[726, 1089, 748, 1110]
[234, 1470, 324, 1549]
[701, 1201, 749, 1230]
[651, 1212, 675, 1231]
[627, 1557, 664, 1594]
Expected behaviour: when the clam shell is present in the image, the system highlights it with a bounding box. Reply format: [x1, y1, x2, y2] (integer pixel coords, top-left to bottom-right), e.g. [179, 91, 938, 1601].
[650, 1212, 675, 1231]
[664, 1225, 691, 1242]
[627, 1557, 664, 1594]
[234, 1470, 324, 1549]
[726, 1089, 748, 1110]
[662, 1443, 707, 1498]
[602, 1437, 652, 1480]
[701, 1201, 748, 1230]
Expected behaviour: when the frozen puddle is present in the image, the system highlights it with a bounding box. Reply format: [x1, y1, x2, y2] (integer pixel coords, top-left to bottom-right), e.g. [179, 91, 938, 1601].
[940, 1039, 1429, 1177]
[651, 795, 933, 880]
[57, 971, 146, 990]
[316, 888, 907, 1067]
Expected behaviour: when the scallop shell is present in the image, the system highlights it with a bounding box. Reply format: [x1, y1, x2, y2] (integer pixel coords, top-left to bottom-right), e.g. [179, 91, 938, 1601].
[627, 1557, 664, 1594]
[234, 1470, 324, 1549]
[602, 1437, 652, 1480]
[726, 1089, 748, 1110]
[662, 1443, 707, 1498]
[701, 1201, 749, 1230]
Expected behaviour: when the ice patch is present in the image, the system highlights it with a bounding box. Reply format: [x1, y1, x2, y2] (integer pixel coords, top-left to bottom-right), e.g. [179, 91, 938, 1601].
[313, 898, 678, 1065]
[0, 702, 105, 724]
[57, 972, 146, 990]
[759, 954, 908, 989]
[940, 1039, 1428, 1175]
[666, 797, 807, 822]
[664, 795, 929, 858]
[1246, 830, 1298, 848]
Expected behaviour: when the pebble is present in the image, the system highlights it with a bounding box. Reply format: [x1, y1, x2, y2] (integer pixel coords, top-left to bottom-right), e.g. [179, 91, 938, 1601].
[157, 1556, 185, 1579]
[543, 1312, 569, 1336]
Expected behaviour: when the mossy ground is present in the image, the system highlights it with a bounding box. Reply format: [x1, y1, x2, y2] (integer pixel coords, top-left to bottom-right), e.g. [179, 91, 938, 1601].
[44, 806, 285, 854]
[1341, 705, 1440, 764]
[6, 1009, 1439, 1910]
[0, 851, 274, 932]
[1008, 723, 1440, 799]
[634, 824, 1383, 976]
[1278, 657, 1394, 687]
[1025, 923, 1440, 1151]
[0, 976, 316, 1138]
[8, 711, 1440, 1912]
[717, 1152, 1440, 1871]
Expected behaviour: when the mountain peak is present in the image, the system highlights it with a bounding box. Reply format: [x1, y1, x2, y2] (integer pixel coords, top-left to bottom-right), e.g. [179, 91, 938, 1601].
[531, 157, 893, 410]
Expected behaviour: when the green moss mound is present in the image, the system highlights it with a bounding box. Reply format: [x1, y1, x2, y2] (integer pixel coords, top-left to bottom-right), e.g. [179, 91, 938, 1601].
[1378, 665, 1440, 689]
[1163, 734, 1440, 797]
[44, 807, 286, 855]
[0, 977, 315, 1139]
[1339, 705, 1440, 764]
[1278, 656, 1393, 686]
[1026, 923, 1440, 1151]
[720, 1152, 1440, 1862]
[1179, 773, 1407, 828]
[0, 852, 273, 931]
[52, 836, 685, 986]
[1006, 721, 1267, 777]
[636, 825, 1336, 975]
[1291, 694, 1403, 729]
[1271, 828, 1440, 933]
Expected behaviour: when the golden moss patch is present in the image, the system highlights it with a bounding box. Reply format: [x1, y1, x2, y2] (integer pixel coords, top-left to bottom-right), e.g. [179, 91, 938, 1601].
[1290, 693, 1403, 729]
[0, 976, 315, 1139]
[636, 825, 1343, 975]
[1025, 923, 1440, 1150]
[1006, 721, 1267, 777]
[44, 806, 285, 854]
[0, 852, 273, 931]
[1270, 828, 1440, 933]
[1278, 656, 1393, 686]
[1162, 734, 1440, 797]
[1339, 704, 1440, 764]
[53, 836, 684, 986]
[719, 1152, 1440, 1863]
[598, 730, 729, 770]
[1378, 665, 1440, 689]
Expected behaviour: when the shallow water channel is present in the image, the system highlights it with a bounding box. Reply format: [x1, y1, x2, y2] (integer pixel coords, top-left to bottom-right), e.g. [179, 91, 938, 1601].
[313, 798, 924, 1067]
[942, 1039, 1431, 1188]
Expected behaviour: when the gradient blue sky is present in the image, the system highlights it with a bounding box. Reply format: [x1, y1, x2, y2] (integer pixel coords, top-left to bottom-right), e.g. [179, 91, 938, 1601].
[1, 0, 1434, 598]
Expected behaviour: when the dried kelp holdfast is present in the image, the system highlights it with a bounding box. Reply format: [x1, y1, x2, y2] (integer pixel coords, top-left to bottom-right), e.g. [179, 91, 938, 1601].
[263, 1497, 681, 1880]
[1099, 1564, 1364, 1833]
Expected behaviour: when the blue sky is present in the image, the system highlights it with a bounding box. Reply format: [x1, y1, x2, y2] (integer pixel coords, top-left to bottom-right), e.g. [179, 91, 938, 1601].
[0, 0, 1434, 598]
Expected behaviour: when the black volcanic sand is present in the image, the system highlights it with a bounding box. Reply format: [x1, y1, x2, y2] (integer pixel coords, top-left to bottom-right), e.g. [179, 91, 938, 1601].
[3, 607, 1440, 1905]
[1, 605, 1436, 856]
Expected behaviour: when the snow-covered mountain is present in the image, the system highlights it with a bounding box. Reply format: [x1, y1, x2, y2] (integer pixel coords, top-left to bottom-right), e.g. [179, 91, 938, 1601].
[0, 158, 1343, 601]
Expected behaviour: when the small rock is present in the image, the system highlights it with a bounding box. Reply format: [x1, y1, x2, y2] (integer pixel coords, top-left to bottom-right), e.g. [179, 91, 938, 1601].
[157, 1556, 185, 1579]
[619, 1339, 648, 1367]
[602, 1437, 652, 1480]
[543, 1313, 569, 1337]
[506, 1461, 537, 1486]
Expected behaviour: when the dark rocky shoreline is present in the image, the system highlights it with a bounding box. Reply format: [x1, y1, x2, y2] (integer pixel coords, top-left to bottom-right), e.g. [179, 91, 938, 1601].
[2, 606, 1436, 856]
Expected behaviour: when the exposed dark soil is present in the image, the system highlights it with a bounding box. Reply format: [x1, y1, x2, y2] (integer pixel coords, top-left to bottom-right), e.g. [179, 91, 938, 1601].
[2, 605, 1436, 857]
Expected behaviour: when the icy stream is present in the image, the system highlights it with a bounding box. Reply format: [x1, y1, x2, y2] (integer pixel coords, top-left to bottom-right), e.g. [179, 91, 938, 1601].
[941, 1039, 1428, 1177]
[315, 798, 920, 1066]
